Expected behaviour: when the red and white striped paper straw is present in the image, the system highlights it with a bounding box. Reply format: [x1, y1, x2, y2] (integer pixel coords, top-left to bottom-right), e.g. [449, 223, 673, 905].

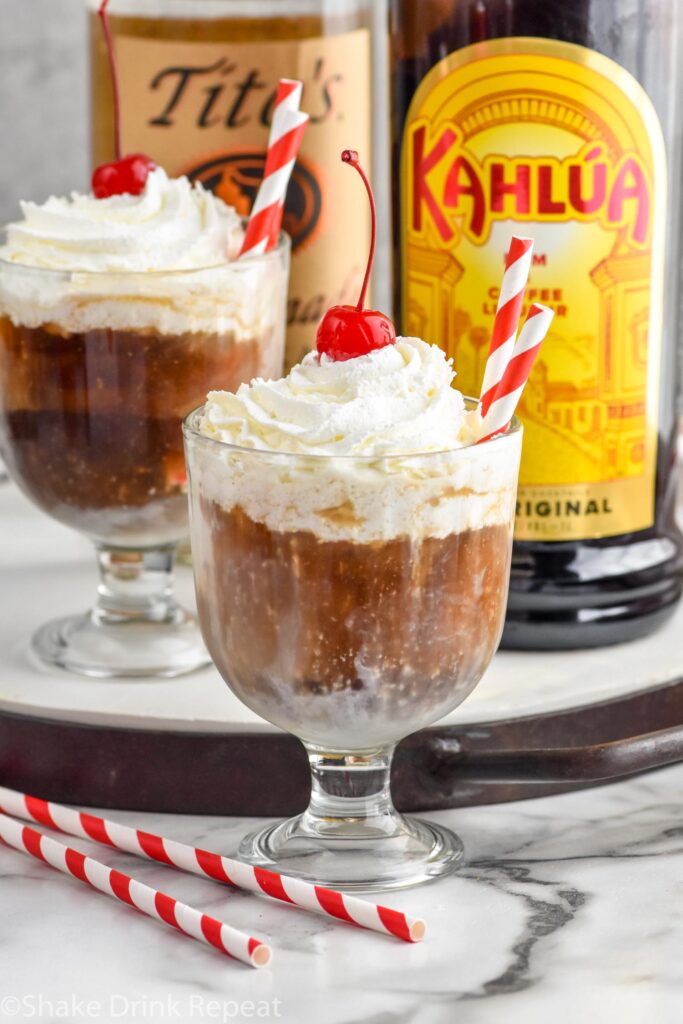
[0, 786, 425, 943]
[271, 78, 303, 128]
[479, 236, 534, 416]
[0, 812, 271, 968]
[479, 302, 554, 442]
[239, 79, 309, 257]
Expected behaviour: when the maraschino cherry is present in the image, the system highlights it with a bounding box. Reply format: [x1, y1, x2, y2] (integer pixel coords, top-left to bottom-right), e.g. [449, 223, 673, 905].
[316, 150, 396, 361]
[91, 0, 156, 199]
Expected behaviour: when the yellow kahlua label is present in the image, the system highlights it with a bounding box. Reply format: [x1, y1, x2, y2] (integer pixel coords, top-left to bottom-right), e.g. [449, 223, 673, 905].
[400, 38, 666, 541]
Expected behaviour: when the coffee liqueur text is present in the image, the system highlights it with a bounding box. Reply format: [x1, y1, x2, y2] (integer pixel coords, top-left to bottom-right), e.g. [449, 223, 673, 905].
[411, 134, 652, 247]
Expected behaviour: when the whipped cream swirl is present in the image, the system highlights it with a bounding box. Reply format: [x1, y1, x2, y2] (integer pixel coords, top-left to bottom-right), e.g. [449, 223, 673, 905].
[201, 338, 478, 454]
[0, 167, 244, 272]
[196, 339, 520, 542]
[0, 168, 287, 339]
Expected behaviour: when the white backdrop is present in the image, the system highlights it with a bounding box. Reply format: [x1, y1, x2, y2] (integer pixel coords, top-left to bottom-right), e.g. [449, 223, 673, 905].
[0, 0, 89, 221]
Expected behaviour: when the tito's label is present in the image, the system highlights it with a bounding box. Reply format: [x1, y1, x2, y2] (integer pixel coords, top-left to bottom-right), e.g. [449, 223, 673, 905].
[400, 38, 666, 541]
[112, 29, 371, 369]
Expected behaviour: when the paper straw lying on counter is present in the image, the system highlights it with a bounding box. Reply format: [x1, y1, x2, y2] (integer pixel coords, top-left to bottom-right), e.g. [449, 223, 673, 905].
[0, 786, 426, 943]
[0, 812, 271, 968]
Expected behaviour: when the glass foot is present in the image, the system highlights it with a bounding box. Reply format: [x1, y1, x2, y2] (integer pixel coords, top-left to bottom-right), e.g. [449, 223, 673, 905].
[31, 608, 210, 679]
[238, 813, 464, 892]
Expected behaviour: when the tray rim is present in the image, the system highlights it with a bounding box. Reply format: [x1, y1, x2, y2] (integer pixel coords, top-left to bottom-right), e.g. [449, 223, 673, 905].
[1, 676, 681, 816]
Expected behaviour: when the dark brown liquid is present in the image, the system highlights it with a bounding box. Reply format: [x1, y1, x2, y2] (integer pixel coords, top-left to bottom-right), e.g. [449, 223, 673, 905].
[0, 318, 269, 544]
[389, 0, 683, 648]
[193, 499, 512, 749]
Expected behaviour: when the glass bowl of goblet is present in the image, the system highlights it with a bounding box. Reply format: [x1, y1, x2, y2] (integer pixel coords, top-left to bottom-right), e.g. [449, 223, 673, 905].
[183, 405, 521, 890]
[0, 235, 289, 678]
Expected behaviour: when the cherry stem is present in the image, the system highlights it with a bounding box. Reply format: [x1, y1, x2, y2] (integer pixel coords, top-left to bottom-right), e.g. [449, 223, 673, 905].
[98, 0, 121, 162]
[342, 150, 375, 312]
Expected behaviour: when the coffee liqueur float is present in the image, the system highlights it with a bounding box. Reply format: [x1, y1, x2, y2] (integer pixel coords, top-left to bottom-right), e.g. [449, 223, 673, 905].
[390, 1, 683, 648]
[191, 339, 517, 753]
[0, 2, 290, 678]
[0, 168, 283, 544]
[190, 157, 518, 746]
[180, 153, 557, 889]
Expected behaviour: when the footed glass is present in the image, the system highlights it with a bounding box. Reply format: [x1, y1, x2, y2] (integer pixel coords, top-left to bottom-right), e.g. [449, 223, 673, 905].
[184, 406, 522, 889]
[0, 236, 289, 678]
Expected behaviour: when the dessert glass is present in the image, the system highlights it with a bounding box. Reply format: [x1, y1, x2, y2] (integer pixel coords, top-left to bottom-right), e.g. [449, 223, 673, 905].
[0, 235, 289, 678]
[184, 406, 522, 890]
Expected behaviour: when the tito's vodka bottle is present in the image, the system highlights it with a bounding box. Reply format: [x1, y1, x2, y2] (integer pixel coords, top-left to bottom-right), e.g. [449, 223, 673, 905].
[90, 0, 373, 370]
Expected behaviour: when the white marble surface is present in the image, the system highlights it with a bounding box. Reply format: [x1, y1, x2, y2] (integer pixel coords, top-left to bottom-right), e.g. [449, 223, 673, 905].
[0, 765, 681, 1023]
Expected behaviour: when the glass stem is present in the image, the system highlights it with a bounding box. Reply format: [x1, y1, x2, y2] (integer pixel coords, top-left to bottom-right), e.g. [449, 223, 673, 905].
[92, 545, 179, 626]
[301, 744, 398, 833]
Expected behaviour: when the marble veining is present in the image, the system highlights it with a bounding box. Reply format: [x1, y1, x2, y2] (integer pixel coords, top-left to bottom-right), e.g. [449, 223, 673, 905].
[459, 862, 588, 999]
[0, 766, 681, 1023]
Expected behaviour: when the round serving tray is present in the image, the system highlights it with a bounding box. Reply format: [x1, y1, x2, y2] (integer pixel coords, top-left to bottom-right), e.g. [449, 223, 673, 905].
[1, 483, 682, 814]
